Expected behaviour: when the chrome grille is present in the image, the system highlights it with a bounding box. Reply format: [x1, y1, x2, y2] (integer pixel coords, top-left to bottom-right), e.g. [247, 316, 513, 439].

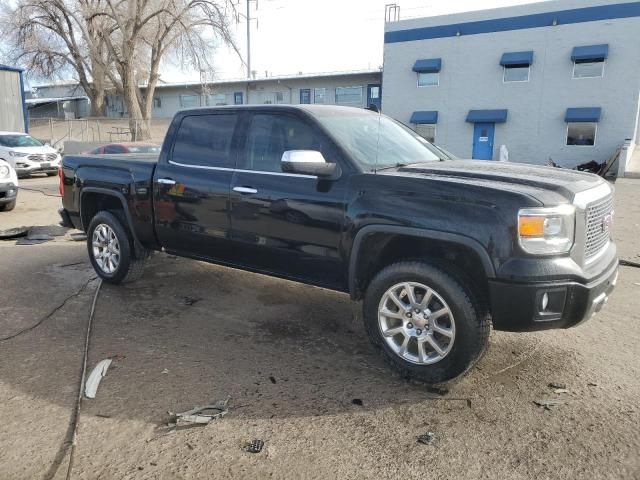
[585, 195, 614, 260]
[27, 153, 58, 163]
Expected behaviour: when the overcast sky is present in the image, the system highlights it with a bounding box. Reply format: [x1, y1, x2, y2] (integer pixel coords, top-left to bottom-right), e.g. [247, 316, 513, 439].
[160, 0, 551, 83]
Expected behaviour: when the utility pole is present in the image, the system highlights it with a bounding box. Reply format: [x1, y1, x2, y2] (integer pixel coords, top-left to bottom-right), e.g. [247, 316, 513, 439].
[246, 0, 251, 79]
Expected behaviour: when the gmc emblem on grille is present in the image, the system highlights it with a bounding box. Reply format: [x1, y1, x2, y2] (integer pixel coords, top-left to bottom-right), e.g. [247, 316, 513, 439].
[602, 212, 613, 233]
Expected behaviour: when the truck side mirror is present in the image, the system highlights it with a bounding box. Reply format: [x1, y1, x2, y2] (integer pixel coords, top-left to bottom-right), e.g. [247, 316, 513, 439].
[281, 150, 341, 179]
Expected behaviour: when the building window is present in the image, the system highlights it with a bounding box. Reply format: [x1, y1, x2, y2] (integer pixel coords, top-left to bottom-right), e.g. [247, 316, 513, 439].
[314, 88, 326, 104]
[180, 95, 200, 108]
[417, 72, 439, 87]
[415, 124, 436, 143]
[503, 64, 530, 82]
[275, 91, 285, 104]
[566, 123, 597, 146]
[153, 97, 161, 108]
[335, 86, 363, 107]
[299, 89, 311, 104]
[206, 93, 227, 106]
[234, 92, 243, 105]
[573, 60, 604, 79]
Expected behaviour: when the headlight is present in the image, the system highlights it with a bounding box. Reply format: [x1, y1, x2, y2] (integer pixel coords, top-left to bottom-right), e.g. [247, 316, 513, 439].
[8, 151, 28, 157]
[0, 165, 9, 178]
[518, 205, 575, 255]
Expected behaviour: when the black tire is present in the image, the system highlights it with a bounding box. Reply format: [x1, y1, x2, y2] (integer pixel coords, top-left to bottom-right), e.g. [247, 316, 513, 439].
[363, 261, 490, 385]
[0, 200, 16, 212]
[87, 210, 148, 284]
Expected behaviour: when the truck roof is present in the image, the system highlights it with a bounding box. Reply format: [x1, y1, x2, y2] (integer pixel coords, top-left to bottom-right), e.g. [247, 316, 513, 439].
[176, 104, 378, 117]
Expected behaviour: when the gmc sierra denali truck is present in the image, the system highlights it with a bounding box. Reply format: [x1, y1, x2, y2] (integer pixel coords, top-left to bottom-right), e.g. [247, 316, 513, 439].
[59, 105, 618, 384]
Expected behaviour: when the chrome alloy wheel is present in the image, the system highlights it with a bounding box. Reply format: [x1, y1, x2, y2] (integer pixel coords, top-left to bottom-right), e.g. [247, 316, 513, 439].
[92, 224, 121, 274]
[378, 282, 456, 365]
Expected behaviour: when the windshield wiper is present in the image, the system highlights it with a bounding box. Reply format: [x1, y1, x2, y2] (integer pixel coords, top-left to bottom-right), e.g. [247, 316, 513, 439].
[375, 163, 408, 171]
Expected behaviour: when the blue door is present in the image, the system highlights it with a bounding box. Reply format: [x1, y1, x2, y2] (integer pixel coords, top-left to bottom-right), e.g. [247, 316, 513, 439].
[472, 123, 495, 160]
[299, 89, 311, 104]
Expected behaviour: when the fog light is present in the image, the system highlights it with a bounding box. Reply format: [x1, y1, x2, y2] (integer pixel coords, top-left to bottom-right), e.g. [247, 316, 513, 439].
[534, 288, 567, 322]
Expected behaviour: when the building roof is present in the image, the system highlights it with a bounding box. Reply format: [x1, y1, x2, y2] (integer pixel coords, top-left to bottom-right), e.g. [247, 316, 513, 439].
[26, 96, 88, 106]
[0, 64, 24, 73]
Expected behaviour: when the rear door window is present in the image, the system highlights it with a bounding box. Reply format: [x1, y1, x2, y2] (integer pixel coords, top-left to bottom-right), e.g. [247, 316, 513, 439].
[172, 114, 238, 168]
[241, 113, 322, 172]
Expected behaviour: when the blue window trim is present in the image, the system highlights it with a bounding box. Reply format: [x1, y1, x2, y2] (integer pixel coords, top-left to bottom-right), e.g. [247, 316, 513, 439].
[565, 107, 601, 123]
[500, 51, 534, 66]
[571, 44, 609, 62]
[412, 58, 442, 73]
[466, 110, 508, 123]
[410, 111, 438, 124]
[385, 2, 640, 43]
[234, 92, 243, 105]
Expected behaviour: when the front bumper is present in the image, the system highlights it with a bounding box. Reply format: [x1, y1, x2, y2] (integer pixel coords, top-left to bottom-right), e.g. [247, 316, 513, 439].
[0, 182, 18, 204]
[14, 159, 60, 175]
[489, 257, 618, 332]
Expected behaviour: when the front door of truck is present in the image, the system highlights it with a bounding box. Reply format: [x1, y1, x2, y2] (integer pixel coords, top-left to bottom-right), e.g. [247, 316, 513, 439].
[153, 112, 239, 259]
[229, 111, 348, 290]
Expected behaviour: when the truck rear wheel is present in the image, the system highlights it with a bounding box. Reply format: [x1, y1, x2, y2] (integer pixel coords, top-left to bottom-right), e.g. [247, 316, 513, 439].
[363, 261, 490, 385]
[87, 210, 148, 284]
[0, 200, 16, 212]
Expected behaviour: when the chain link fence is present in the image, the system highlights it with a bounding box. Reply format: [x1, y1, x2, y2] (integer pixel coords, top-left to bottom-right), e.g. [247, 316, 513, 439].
[28, 117, 171, 149]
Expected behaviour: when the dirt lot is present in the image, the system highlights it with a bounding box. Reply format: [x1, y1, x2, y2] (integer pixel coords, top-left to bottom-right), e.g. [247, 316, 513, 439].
[1, 176, 639, 480]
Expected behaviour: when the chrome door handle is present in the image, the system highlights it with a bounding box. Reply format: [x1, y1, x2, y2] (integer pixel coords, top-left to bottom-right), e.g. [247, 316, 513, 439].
[157, 178, 176, 185]
[233, 186, 258, 194]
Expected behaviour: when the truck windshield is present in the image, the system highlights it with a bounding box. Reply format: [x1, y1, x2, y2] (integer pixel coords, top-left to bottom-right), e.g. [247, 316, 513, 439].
[0, 134, 43, 148]
[313, 110, 441, 170]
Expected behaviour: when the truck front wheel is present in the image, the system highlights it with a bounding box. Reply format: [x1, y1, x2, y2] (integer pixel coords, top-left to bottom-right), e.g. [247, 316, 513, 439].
[363, 261, 490, 385]
[87, 210, 148, 284]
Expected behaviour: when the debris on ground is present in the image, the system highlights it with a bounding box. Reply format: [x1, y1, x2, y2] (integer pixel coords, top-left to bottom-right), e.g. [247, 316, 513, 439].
[162, 369, 169, 374]
[171, 396, 230, 426]
[0, 227, 29, 240]
[417, 432, 435, 445]
[247, 439, 264, 453]
[181, 296, 202, 306]
[533, 399, 565, 411]
[352, 398, 363, 406]
[69, 232, 88, 242]
[548, 382, 567, 389]
[85, 359, 112, 399]
[554, 388, 570, 394]
[269, 376, 277, 384]
[588, 382, 598, 387]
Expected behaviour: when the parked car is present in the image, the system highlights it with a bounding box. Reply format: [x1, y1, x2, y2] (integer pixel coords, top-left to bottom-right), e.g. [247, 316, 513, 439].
[59, 105, 618, 384]
[84, 142, 161, 155]
[0, 159, 18, 211]
[0, 131, 61, 178]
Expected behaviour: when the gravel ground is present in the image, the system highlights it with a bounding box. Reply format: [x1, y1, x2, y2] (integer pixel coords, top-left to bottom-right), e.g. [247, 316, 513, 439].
[0, 176, 638, 480]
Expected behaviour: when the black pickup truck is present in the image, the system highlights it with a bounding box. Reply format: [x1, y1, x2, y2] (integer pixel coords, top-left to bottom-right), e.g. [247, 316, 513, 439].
[59, 105, 618, 384]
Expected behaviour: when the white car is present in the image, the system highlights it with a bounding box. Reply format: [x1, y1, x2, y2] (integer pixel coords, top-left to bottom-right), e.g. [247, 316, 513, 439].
[0, 159, 18, 212]
[0, 131, 61, 178]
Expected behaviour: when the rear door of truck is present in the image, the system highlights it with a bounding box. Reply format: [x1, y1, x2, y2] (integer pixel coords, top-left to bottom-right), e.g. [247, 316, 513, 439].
[152, 111, 240, 259]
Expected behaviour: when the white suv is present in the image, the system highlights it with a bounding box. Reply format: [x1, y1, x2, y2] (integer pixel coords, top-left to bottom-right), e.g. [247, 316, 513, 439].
[0, 131, 61, 178]
[0, 159, 18, 211]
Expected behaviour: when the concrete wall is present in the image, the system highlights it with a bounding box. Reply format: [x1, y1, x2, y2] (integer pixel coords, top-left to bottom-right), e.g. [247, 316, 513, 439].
[0, 69, 25, 133]
[382, 0, 640, 167]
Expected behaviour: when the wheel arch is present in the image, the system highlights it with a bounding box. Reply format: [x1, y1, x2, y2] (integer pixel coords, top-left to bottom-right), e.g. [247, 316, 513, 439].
[348, 225, 496, 301]
[80, 187, 144, 256]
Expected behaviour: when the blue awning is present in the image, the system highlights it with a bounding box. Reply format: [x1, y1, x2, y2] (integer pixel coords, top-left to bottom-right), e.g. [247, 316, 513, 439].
[571, 44, 609, 62]
[412, 58, 442, 73]
[565, 107, 601, 123]
[410, 111, 438, 124]
[466, 109, 508, 123]
[500, 51, 534, 66]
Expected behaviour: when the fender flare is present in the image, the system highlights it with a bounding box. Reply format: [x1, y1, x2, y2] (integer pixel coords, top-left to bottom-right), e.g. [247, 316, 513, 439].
[348, 225, 496, 299]
[80, 187, 144, 253]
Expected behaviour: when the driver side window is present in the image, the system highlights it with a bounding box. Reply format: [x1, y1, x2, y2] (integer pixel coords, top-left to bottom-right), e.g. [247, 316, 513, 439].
[242, 113, 322, 173]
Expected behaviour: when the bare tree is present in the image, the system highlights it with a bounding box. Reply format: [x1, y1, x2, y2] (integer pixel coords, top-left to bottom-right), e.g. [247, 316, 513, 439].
[4, 0, 239, 139]
[93, 0, 240, 139]
[3, 0, 113, 116]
